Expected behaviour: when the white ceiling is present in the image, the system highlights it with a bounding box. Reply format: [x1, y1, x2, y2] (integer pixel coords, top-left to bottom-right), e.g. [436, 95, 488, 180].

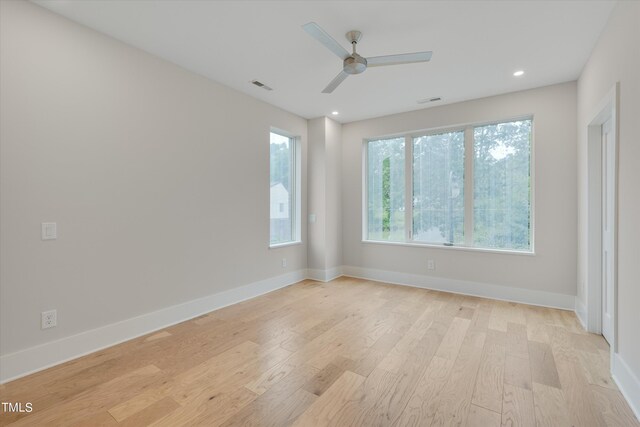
[33, 1, 615, 123]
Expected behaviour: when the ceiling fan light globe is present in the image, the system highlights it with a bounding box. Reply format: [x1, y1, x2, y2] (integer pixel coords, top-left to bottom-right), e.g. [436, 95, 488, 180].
[344, 55, 367, 75]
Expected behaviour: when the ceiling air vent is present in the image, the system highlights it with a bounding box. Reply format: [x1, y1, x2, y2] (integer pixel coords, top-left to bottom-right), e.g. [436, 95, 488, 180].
[251, 80, 273, 91]
[417, 97, 442, 104]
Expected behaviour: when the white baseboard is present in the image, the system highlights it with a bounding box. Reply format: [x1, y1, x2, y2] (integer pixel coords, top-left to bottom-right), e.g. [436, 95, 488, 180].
[341, 265, 575, 310]
[575, 298, 588, 329]
[0, 269, 307, 384]
[306, 266, 343, 282]
[612, 352, 640, 421]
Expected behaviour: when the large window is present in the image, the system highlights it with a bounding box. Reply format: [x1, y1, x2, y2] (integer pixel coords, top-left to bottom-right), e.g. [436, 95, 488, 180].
[270, 131, 299, 246]
[365, 118, 533, 252]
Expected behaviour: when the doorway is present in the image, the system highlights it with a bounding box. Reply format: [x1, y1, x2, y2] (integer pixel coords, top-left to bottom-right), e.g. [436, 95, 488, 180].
[601, 117, 615, 344]
[585, 83, 618, 352]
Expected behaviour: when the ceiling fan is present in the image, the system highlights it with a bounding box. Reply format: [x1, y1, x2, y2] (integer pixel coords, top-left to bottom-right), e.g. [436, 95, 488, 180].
[302, 22, 433, 93]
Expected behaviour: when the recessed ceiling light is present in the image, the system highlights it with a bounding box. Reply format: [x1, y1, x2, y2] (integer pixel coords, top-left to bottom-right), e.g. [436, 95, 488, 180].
[513, 70, 525, 77]
[331, 111, 339, 115]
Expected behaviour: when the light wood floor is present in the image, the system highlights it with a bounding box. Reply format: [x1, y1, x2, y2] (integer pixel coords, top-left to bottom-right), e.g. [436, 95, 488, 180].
[1, 278, 638, 426]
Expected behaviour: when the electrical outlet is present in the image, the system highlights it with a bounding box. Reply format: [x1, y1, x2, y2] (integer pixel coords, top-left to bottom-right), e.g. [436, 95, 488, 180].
[41, 310, 57, 329]
[41, 222, 57, 240]
[281, 258, 287, 268]
[427, 259, 435, 270]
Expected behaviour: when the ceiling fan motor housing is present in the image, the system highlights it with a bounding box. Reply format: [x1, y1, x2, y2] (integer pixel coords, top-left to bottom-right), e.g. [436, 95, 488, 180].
[344, 54, 367, 74]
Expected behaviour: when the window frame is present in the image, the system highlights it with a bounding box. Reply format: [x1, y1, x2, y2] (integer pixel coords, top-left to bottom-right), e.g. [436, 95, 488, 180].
[362, 115, 535, 255]
[269, 128, 302, 248]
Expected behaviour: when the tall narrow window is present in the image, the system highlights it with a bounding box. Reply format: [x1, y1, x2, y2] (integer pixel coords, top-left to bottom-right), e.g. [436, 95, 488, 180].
[413, 131, 465, 245]
[270, 131, 298, 246]
[473, 119, 532, 250]
[367, 137, 405, 241]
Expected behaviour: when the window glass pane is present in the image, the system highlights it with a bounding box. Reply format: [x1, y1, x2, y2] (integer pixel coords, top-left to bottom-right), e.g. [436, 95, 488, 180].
[270, 132, 293, 245]
[367, 138, 405, 241]
[412, 131, 465, 244]
[473, 120, 532, 250]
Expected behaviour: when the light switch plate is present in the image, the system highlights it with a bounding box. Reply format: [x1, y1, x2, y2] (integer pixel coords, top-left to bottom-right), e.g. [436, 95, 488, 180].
[41, 222, 57, 240]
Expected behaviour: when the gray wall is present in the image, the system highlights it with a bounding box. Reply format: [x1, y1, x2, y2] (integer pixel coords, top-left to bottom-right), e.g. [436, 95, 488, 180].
[307, 117, 342, 272]
[0, 0, 308, 355]
[341, 82, 577, 296]
[576, 0, 640, 390]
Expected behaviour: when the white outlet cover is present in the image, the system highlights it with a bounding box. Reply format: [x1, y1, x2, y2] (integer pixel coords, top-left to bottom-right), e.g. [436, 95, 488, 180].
[41, 309, 57, 329]
[41, 222, 57, 240]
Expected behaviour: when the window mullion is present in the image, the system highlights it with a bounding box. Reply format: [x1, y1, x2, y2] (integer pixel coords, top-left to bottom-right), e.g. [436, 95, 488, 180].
[464, 127, 474, 246]
[405, 135, 413, 242]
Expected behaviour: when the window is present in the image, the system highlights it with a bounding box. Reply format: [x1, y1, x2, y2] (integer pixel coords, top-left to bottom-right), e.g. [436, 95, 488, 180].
[366, 137, 405, 242]
[270, 131, 299, 246]
[413, 131, 465, 245]
[473, 120, 532, 250]
[365, 118, 533, 252]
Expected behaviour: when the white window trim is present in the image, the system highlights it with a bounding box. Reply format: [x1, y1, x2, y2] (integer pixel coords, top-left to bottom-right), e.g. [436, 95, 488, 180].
[361, 239, 535, 256]
[362, 115, 535, 254]
[269, 240, 303, 249]
[269, 128, 302, 248]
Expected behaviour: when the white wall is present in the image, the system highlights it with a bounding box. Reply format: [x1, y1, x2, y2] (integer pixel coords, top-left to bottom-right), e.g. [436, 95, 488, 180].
[342, 83, 577, 298]
[576, 0, 640, 407]
[307, 118, 327, 270]
[0, 0, 308, 356]
[307, 117, 342, 275]
[325, 118, 343, 270]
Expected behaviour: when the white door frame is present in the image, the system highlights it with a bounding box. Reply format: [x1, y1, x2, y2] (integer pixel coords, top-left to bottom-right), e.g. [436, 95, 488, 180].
[585, 83, 619, 352]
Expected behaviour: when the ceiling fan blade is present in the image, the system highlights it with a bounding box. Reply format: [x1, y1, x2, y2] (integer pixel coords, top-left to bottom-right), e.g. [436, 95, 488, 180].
[302, 22, 350, 60]
[366, 51, 433, 67]
[322, 70, 349, 93]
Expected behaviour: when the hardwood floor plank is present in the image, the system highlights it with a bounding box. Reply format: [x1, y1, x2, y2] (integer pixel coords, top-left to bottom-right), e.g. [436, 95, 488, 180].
[506, 322, 530, 360]
[145, 331, 172, 342]
[302, 362, 346, 397]
[242, 356, 302, 396]
[576, 349, 616, 389]
[505, 354, 532, 391]
[467, 404, 502, 427]
[429, 330, 487, 426]
[117, 396, 181, 427]
[108, 381, 173, 422]
[292, 370, 366, 426]
[68, 411, 118, 427]
[502, 383, 535, 427]
[531, 382, 572, 427]
[222, 364, 319, 427]
[528, 341, 561, 389]
[435, 317, 471, 360]
[393, 356, 455, 427]
[149, 386, 257, 427]
[472, 338, 506, 413]
[554, 354, 607, 426]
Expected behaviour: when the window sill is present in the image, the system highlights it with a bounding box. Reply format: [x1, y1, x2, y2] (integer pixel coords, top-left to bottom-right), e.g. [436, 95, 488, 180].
[361, 239, 535, 256]
[269, 240, 303, 249]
